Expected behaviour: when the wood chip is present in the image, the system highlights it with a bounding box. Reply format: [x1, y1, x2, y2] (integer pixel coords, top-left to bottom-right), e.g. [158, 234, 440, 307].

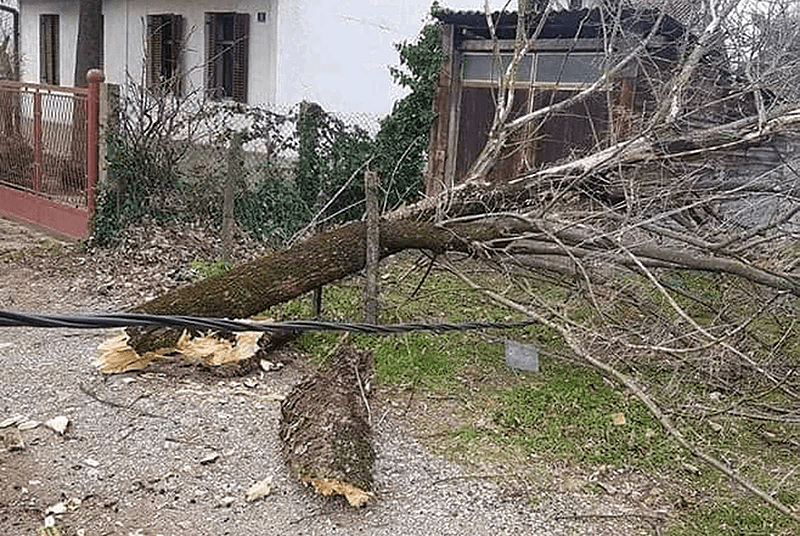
[199, 452, 220, 465]
[260, 359, 283, 372]
[44, 416, 70, 435]
[309, 478, 372, 508]
[96, 329, 262, 373]
[46, 502, 68, 515]
[245, 477, 272, 502]
[0, 415, 24, 428]
[17, 420, 41, 431]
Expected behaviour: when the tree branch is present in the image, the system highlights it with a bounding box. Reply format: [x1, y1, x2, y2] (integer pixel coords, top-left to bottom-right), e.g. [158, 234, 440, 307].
[451, 268, 800, 522]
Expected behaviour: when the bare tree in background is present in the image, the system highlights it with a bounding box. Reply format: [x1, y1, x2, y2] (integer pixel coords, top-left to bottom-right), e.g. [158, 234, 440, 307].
[74, 0, 103, 88]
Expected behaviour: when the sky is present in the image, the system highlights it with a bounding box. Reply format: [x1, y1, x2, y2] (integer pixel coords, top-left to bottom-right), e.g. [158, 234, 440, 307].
[310, 1, 594, 116]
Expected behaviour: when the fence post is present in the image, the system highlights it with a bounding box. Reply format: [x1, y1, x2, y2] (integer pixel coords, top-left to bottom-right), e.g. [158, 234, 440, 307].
[33, 88, 42, 194]
[364, 170, 380, 323]
[86, 69, 104, 218]
[98, 81, 119, 204]
[312, 219, 323, 316]
[223, 131, 243, 259]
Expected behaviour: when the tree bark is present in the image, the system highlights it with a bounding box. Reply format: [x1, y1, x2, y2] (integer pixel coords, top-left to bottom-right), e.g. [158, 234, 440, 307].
[126, 218, 523, 351]
[279, 343, 374, 507]
[74, 0, 103, 88]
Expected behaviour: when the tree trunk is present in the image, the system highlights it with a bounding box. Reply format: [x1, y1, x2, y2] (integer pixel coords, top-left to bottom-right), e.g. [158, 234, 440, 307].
[74, 0, 103, 88]
[280, 343, 374, 507]
[70, 0, 102, 178]
[125, 218, 522, 352]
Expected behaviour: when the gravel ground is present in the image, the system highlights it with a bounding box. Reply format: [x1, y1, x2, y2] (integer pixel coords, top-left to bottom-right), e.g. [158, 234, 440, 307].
[0, 217, 667, 535]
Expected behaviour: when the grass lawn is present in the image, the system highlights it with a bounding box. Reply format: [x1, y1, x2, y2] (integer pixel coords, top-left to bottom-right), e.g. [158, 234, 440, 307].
[261, 252, 800, 535]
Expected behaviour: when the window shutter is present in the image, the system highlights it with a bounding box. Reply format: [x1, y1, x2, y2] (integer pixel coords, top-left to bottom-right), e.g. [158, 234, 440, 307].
[39, 15, 48, 83]
[232, 13, 249, 103]
[204, 13, 218, 99]
[146, 15, 161, 90]
[171, 14, 184, 95]
[39, 15, 59, 85]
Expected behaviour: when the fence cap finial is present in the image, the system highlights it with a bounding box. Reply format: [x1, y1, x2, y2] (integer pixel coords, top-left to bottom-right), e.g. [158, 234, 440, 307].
[87, 69, 105, 84]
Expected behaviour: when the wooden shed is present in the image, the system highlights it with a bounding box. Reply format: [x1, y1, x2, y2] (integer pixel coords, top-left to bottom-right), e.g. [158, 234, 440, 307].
[426, 7, 691, 194]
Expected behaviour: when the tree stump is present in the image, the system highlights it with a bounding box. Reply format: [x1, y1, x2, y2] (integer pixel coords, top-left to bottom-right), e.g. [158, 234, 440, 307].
[279, 343, 374, 507]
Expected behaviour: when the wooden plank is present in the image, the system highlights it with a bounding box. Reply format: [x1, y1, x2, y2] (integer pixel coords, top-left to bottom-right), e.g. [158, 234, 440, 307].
[426, 24, 455, 196]
[460, 38, 604, 52]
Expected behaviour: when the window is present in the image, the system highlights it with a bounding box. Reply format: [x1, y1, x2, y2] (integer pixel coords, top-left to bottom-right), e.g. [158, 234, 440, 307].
[456, 50, 610, 178]
[535, 53, 603, 84]
[39, 14, 59, 85]
[205, 12, 249, 102]
[147, 14, 183, 94]
[462, 54, 532, 83]
[461, 52, 604, 86]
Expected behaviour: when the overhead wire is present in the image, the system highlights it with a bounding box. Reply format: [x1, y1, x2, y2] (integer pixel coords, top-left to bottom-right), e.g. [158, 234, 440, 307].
[0, 311, 538, 335]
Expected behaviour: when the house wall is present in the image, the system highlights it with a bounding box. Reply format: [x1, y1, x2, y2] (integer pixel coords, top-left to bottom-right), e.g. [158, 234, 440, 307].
[103, 0, 278, 105]
[19, 0, 79, 86]
[20, 0, 279, 103]
[273, 0, 439, 116]
[18, 0, 451, 116]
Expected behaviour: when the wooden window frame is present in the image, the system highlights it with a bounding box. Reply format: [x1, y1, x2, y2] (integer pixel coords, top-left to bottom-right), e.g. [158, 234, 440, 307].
[460, 51, 605, 90]
[454, 46, 619, 178]
[204, 12, 249, 103]
[39, 13, 59, 85]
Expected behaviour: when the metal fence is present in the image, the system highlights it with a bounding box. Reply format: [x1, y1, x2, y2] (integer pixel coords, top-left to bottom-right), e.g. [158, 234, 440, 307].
[0, 74, 101, 238]
[0, 81, 87, 205]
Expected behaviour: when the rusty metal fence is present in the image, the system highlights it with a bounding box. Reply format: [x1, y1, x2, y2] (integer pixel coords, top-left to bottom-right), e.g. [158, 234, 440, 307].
[0, 73, 101, 238]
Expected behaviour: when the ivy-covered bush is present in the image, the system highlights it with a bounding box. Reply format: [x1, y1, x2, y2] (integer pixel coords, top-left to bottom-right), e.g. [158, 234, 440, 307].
[375, 15, 446, 208]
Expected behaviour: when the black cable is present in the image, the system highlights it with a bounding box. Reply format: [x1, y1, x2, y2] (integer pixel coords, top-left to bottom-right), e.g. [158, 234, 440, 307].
[0, 310, 538, 335]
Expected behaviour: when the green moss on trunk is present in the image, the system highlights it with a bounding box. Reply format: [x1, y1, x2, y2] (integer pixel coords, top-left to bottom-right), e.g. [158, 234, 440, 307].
[125, 218, 529, 352]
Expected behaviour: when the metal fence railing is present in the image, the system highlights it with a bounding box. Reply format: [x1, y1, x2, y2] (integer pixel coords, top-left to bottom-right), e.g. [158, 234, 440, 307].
[0, 81, 88, 207]
[0, 72, 102, 238]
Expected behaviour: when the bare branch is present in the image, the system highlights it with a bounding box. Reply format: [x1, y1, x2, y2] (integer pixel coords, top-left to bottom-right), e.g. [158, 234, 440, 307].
[451, 269, 800, 522]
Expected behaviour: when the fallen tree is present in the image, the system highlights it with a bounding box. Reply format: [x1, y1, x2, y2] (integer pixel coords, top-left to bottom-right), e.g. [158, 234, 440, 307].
[122, 190, 800, 354]
[123, 218, 527, 352]
[96, 0, 800, 519]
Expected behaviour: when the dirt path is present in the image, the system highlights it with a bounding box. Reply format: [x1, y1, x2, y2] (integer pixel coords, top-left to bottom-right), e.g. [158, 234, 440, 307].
[0, 217, 64, 256]
[0, 219, 663, 535]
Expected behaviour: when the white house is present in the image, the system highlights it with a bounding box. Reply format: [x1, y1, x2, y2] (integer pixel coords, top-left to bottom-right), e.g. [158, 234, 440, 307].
[15, 1, 630, 116]
[15, 0, 479, 116]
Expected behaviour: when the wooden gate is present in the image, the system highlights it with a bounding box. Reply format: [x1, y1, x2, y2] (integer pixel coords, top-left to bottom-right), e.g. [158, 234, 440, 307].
[0, 71, 101, 239]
